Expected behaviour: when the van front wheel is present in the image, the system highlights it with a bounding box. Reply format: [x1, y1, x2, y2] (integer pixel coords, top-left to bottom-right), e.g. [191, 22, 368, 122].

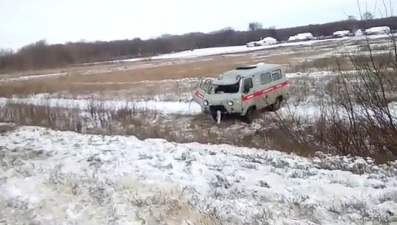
[242, 107, 255, 124]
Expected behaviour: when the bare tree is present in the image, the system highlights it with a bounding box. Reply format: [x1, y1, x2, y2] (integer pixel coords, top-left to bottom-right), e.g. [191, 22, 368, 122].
[347, 15, 357, 20]
[0, 49, 13, 57]
[270, 2, 397, 163]
[268, 26, 279, 40]
[248, 22, 262, 31]
[362, 11, 375, 20]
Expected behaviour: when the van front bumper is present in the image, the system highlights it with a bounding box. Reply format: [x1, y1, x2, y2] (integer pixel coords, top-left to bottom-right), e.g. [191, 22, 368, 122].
[203, 104, 240, 115]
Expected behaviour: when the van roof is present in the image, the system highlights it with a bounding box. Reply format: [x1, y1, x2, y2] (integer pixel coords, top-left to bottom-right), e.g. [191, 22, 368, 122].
[213, 63, 281, 85]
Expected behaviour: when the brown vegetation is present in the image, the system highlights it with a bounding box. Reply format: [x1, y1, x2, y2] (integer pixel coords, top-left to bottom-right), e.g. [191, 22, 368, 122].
[277, 35, 397, 163]
[0, 51, 303, 97]
[1, 17, 396, 73]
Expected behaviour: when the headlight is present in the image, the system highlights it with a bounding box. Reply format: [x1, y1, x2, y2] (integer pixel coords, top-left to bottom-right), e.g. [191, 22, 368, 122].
[203, 100, 209, 106]
[227, 100, 234, 106]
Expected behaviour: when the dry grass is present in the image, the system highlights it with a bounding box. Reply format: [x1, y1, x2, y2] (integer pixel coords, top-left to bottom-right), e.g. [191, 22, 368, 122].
[0, 40, 345, 98]
[0, 53, 299, 97]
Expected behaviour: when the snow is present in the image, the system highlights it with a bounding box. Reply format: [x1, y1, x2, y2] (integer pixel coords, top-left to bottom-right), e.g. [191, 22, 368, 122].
[0, 125, 397, 224]
[288, 36, 298, 41]
[365, 26, 391, 35]
[333, 30, 350, 37]
[262, 37, 277, 42]
[121, 37, 348, 62]
[0, 96, 204, 115]
[297, 32, 314, 38]
[355, 29, 364, 36]
[288, 32, 314, 41]
[246, 37, 277, 47]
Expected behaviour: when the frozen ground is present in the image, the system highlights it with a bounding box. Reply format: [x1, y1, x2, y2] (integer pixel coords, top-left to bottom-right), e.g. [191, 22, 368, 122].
[0, 125, 397, 225]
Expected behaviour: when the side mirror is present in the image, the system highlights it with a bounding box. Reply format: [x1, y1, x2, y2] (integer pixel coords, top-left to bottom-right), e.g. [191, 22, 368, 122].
[243, 84, 250, 93]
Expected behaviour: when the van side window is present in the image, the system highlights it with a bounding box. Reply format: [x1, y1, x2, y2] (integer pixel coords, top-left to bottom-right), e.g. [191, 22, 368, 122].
[260, 72, 272, 84]
[271, 69, 282, 81]
[243, 77, 253, 89]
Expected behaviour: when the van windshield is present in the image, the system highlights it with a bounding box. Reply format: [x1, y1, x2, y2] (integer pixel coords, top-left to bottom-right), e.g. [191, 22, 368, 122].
[213, 82, 240, 94]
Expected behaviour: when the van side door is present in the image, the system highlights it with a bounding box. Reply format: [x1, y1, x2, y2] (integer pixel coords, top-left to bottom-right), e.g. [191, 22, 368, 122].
[257, 72, 273, 109]
[241, 77, 255, 111]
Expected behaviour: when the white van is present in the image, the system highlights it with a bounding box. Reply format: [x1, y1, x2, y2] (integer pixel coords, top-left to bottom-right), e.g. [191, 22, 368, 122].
[192, 63, 290, 123]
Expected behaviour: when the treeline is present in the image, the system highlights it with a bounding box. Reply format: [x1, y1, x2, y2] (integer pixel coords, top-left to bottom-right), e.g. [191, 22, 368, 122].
[1, 16, 397, 73]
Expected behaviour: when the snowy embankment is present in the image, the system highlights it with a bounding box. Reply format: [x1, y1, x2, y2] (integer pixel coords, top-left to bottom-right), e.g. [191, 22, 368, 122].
[0, 125, 396, 225]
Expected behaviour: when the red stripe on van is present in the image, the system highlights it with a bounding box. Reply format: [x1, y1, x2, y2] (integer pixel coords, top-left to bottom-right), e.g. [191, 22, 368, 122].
[242, 81, 288, 102]
[195, 91, 204, 99]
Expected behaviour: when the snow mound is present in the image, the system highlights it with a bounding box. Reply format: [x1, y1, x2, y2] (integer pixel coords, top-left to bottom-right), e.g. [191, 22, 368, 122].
[0, 126, 397, 224]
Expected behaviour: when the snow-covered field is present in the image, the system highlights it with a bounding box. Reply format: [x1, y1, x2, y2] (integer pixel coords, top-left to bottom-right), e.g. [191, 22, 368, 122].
[1, 125, 397, 225]
[1, 33, 397, 225]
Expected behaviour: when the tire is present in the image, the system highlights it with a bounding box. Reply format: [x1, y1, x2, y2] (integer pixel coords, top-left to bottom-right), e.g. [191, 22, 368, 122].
[242, 107, 255, 124]
[211, 113, 217, 121]
[270, 97, 282, 111]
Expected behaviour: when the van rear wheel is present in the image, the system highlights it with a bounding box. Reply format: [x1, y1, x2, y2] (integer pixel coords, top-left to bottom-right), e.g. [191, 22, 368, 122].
[270, 97, 282, 111]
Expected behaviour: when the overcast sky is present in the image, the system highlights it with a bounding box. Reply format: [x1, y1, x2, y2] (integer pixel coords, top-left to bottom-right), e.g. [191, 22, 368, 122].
[0, 0, 395, 50]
